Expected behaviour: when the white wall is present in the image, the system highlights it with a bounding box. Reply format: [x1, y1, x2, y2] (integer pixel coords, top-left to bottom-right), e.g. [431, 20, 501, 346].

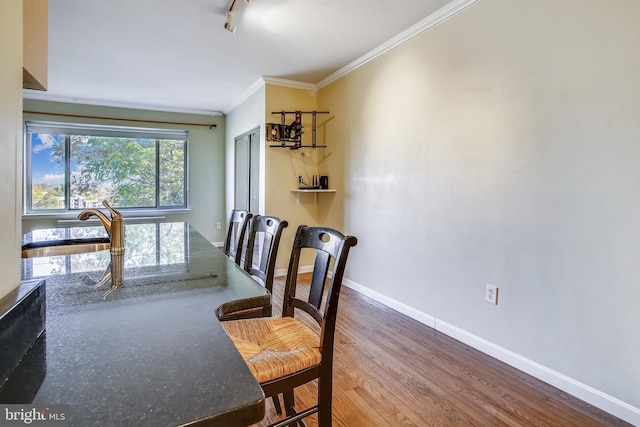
[0, 0, 24, 300]
[225, 84, 266, 223]
[319, 0, 640, 422]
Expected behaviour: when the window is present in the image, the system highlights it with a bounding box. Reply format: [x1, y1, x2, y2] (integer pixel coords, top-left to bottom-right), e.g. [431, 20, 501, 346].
[25, 121, 188, 214]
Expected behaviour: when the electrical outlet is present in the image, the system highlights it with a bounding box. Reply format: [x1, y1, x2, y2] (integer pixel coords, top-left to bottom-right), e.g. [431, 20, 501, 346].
[216, 222, 221, 230]
[485, 284, 498, 305]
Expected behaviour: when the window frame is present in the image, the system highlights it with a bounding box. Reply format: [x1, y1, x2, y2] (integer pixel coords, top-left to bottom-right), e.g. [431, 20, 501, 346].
[23, 121, 190, 218]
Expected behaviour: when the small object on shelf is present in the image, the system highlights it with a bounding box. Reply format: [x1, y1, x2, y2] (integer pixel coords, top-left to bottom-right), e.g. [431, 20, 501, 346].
[298, 174, 326, 190]
[266, 123, 281, 142]
[319, 176, 328, 189]
[267, 111, 302, 147]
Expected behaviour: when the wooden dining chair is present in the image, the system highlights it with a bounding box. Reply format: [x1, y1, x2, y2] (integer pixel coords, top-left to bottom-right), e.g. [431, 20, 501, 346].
[216, 215, 288, 321]
[223, 209, 252, 266]
[222, 225, 358, 427]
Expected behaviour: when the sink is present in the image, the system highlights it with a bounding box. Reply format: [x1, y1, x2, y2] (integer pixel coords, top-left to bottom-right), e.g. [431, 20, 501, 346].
[21, 238, 111, 258]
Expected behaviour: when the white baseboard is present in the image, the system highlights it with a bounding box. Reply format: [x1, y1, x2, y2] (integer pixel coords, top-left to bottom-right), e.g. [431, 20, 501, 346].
[342, 277, 437, 329]
[341, 277, 640, 426]
[274, 265, 313, 278]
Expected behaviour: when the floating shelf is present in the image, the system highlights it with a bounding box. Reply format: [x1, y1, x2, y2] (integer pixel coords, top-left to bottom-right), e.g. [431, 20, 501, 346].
[291, 189, 336, 204]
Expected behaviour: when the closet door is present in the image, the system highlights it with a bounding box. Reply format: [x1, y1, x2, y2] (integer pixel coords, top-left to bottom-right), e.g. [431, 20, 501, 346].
[234, 127, 260, 212]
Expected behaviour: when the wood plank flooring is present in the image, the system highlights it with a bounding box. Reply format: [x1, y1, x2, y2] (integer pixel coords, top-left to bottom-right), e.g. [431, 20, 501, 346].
[250, 273, 631, 427]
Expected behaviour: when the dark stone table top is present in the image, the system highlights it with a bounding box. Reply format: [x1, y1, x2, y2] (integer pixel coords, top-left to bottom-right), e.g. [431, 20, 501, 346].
[17, 222, 267, 426]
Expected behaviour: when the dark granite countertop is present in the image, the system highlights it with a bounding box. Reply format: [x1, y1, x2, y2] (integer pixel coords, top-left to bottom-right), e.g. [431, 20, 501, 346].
[15, 222, 267, 426]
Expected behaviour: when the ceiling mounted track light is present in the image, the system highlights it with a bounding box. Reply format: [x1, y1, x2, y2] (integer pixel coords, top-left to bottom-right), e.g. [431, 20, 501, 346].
[225, 0, 251, 33]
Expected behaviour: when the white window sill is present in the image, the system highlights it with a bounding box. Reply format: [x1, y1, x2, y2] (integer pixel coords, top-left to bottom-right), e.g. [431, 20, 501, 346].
[22, 208, 192, 222]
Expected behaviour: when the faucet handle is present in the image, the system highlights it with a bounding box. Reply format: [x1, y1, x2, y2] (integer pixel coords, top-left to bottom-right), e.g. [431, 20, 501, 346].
[102, 200, 122, 220]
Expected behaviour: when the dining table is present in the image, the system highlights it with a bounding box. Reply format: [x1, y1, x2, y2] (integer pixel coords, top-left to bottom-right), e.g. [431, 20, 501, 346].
[9, 221, 269, 426]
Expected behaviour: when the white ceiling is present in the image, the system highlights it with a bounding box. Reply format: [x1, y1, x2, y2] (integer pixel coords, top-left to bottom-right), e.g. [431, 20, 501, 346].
[24, 0, 456, 115]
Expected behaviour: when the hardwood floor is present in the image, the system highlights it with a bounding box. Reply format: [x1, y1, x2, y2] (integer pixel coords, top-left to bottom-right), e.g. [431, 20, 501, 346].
[251, 273, 631, 427]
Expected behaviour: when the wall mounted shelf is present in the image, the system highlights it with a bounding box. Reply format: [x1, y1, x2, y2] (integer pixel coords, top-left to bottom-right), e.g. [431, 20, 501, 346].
[268, 110, 329, 149]
[291, 189, 336, 204]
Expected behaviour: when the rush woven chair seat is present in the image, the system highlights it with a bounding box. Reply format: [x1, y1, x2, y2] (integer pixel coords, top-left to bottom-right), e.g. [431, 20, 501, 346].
[216, 215, 288, 320]
[222, 317, 321, 383]
[222, 225, 357, 427]
[223, 209, 252, 266]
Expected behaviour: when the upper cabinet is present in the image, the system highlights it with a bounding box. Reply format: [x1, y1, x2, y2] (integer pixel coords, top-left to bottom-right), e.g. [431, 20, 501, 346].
[23, 0, 48, 91]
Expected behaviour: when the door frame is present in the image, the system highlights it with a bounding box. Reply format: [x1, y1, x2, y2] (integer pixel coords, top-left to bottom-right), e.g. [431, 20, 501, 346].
[233, 126, 261, 214]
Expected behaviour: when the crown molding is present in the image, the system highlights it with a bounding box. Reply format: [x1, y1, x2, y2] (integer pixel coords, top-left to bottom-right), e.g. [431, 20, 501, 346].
[223, 77, 317, 114]
[223, 77, 266, 114]
[227, 0, 478, 108]
[316, 0, 479, 89]
[22, 90, 224, 117]
[261, 77, 317, 91]
[31, 0, 479, 117]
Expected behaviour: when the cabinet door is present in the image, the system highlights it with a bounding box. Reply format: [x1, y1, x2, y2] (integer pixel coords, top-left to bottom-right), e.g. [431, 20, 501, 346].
[23, 0, 48, 90]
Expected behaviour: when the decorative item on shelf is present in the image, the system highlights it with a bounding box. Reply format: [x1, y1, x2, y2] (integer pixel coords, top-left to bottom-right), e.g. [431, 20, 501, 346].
[320, 175, 328, 189]
[266, 123, 281, 142]
[298, 175, 323, 190]
[268, 110, 329, 149]
[267, 112, 302, 145]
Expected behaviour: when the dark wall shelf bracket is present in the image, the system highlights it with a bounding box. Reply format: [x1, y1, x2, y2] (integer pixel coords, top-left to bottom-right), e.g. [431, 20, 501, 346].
[267, 110, 329, 149]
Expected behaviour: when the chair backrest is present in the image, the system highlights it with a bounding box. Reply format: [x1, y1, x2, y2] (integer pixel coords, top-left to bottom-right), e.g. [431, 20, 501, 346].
[282, 225, 357, 359]
[223, 209, 253, 266]
[243, 215, 288, 294]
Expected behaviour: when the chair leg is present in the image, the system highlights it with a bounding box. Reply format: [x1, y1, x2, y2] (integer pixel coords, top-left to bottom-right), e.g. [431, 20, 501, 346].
[282, 389, 301, 427]
[317, 377, 332, 427]
[272, 394, 283, 415]
[283, 389, 295, 416]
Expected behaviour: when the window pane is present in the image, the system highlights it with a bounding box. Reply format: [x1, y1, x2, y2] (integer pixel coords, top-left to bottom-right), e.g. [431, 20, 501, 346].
[159, 140, 185, 207]
[30, 133, 66, 210]
[26, 122, 188, 214]
[70, 136, 156, 208]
